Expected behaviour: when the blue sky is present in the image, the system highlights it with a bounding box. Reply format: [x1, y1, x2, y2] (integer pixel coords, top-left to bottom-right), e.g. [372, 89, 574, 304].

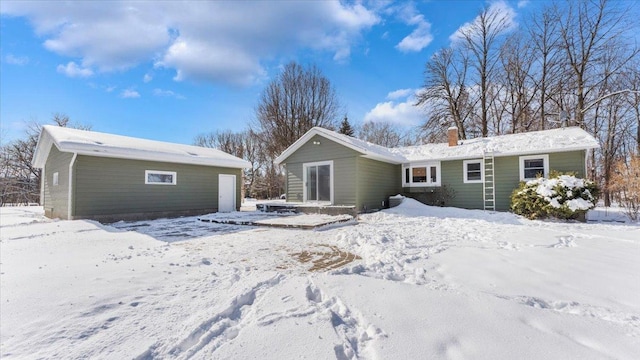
[1, 0, 544, 145]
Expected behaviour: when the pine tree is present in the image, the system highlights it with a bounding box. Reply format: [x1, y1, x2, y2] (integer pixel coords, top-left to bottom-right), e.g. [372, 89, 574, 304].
[338, 116, 354, 137]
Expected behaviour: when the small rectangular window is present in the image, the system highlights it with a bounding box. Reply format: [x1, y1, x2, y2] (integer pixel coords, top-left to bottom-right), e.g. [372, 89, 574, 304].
[520, 154, 549, 180]
[52, 172, 59, 186]
[463, 160, 483, 183]
[430, 166, 437, 183]
[145, 170, 177, 185]
[412, 167, 427, 183]
[405, 168, 410, 184]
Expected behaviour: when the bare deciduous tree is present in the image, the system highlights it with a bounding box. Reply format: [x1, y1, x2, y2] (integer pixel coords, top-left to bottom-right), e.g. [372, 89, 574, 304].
[527, 3, 563, 130]
[415, 0, 639, 207]
[1, 113, 90, 206]
[194, 129, 267, 199]
[609, 155, 640, 220]
[557, 0, 638, 127]
[497, 33, 537, 134]
[253, 62, 341, 159]
[358, 121, 408, 148]
[416, 47, 475, 141]
[455, 4, 513, 137]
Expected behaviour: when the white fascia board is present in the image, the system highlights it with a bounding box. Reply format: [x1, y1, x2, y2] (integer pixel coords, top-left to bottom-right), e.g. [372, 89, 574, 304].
[32, 131, 53, 168]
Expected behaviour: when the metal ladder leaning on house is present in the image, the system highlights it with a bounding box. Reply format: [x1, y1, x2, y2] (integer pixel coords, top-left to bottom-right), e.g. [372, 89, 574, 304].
[483, 151, 496, 211]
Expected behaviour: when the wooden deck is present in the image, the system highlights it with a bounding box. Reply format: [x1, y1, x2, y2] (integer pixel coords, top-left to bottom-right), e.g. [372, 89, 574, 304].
[255, 202, 357, 217]
[197, 213, 355, 229]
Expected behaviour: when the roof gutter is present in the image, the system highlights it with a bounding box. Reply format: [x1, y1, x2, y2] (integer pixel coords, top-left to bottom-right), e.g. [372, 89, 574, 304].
[68, 153, 77, 220]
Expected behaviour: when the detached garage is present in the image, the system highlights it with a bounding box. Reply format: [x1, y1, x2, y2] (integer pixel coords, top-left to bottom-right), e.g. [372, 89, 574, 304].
[32, 125, 250, 222]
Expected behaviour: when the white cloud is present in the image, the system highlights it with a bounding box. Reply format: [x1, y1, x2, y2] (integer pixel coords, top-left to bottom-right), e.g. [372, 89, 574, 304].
[5, 54, 29, 65]
[56, 61, 94, 78]
[105, 85, 116, 92]
[387, 88, 414, 100]
[449, 0, 517, 43]
[397, 22, 433, 52]
[364, 89, 424, 126]
[153, 88, 185, 99]
[157, 37, 265, 86]
[394, 3, 433, 52]
[120, 89, 140, 98]
[517, 0, 530, 8]
[143, 74, 153, 83]
[1, 1, 381, 85]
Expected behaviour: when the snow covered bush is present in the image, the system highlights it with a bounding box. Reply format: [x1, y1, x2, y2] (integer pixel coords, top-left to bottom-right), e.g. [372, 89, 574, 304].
[609, 155, 640, 221]
[511, 172, 599, 220]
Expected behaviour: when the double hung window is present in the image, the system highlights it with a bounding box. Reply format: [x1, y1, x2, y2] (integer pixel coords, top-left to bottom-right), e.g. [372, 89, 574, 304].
[463, 160, 483, 183]
[519, 155, 549, 180]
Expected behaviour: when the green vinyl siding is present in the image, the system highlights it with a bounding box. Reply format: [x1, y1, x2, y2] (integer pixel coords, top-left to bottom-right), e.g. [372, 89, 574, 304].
[548, 150, 587, 177]
[441, 160, 484, 209]
[285, 163, 304, 202]
[42, 145, 74, 219]
[334, 157, 357, 206]
[284, 135, 360, 206]
[403, 150, 587, 211]
[72, 155, 241, 219]
[282, 135, 361, 163]
[493, 156, 519, 211]
[356, 157, 401, 211]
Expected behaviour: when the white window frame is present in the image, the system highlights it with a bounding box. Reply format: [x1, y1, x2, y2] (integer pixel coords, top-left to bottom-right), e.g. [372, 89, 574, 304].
[402, 162, 441, 187]
[463, 159, 484, 184]
[302, 160, 334, 204]
[52, 172, 59, 186]
[145, 170, 177, 185]
[519, 154, 549, 181]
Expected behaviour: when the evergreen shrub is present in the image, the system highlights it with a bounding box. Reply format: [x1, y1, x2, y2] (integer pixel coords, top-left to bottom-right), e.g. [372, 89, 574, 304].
[510, 171, 599, 220]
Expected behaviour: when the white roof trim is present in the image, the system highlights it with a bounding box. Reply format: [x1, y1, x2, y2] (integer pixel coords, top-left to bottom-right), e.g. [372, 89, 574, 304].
[274, 127, 405, 165]
[32, 125, 251, 169]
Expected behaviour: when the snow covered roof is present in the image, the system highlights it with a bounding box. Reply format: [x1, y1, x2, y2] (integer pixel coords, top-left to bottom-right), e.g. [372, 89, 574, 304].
[32, 125, 251, 169]
[275, 126, 599, 165]
[274, 127, 406, 165]
[391, 127, 599, 162]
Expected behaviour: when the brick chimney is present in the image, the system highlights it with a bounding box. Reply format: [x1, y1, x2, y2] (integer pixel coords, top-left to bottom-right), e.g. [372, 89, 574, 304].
[447, 126, 458, 147]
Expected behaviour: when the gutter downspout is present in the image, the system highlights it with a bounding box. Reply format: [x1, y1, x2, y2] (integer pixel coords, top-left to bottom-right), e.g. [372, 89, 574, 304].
[68, 153, 77, 220]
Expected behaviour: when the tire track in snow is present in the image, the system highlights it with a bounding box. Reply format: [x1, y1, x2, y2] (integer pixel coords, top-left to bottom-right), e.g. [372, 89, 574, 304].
[134, 274, 283, 360]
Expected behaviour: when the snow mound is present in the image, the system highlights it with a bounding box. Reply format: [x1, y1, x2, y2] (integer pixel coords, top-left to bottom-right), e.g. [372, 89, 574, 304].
[382, 197, 522, 225]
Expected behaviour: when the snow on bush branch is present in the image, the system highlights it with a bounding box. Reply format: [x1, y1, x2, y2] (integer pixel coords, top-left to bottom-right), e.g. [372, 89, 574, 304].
[511, 172, 599, 220]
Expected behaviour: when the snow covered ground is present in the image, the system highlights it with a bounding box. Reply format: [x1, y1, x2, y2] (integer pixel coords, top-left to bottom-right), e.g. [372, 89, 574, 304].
[1, 201, 639, 359]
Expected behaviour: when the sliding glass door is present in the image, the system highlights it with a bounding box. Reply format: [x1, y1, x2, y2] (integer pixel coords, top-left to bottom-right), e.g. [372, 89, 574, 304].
[304, 162, 332, 203]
